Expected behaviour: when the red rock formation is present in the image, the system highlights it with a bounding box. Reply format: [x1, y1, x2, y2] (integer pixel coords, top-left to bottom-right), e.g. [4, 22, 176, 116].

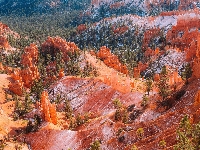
[194, 90, 200, 107]
[112, 25, 129, 34]
[153, 74, 160, 82]
[0, 36, 11, 50]
[8, 44, 40, 94]
[8, 70, 24, 96]
[97, 46, 128, 75]
[42, 36, 79, 62]
[0, 22, 9, 35]
[58, 69, 65, 79]
[185, 41, 197, 62]
[192, 35, 200, 79]
[20, 44, 40, 88]
[89, 50, 96, 56]
[168, 70, 183, 87]
[21, 66, 40, 88]
[97, 46, 111, 60]
[167, 16, 200, 50]
[77, 24, 87, 34]
[133, 62, 148, 78]
[110, 1, 125, 9]
[0, 62, 4, 71]
[133, 67, 140, 79]
[138, 62, 148, 73]
[144, 48, 154, 57]
[142, 28, 161, 49]
[40, 91, 57, 125]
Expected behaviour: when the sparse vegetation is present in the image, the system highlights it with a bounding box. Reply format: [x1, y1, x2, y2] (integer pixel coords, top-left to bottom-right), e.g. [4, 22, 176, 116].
[159, 139, 166, 149]
[181, 63, 193, 84]
[136, 127, 144, 138]
[90, 140, 101, 150]
[174, 115, 200, 150]
[157, 66, 170, 101]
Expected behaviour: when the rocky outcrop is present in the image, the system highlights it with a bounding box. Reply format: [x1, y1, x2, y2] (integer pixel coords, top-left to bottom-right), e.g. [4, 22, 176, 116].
[40, 91, 57, 125]
[192, 35, 200, 79]
[9, 44, 40, 94]
[42, 36, 79, 62]
[0, 36, 12, 50]
[97, 46, 128, 75]
[8, 69, 24, 96]
[77, 24, 87, 34]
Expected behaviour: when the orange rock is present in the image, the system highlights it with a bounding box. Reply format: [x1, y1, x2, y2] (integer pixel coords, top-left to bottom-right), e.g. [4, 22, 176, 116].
[8, 80, 23, 96]
[89, 50, 96, 56]
[8, 69, 24, 96]
[42, 36, 79, 62]
[194, 90, 200, 107]
[138, 62, 148, 73]
[21, 66, 40, 88]
[144, 48, 154, 57]
[97, 46, 111, 60]
[112, 25, 129, 34]
[40, 91, 57, 125]
[133, 67, 140, 78]
[192, 58, 200, 78]
[77, 24, 87, 33]
[49, 103, 57, 125]
[0, 36, 11, 50]
[130, 82, 134, 88]
[58, 69, 65, 79]
[0, 62, 4, 71]
[155, 47, 160, 55]
[97, 46, 128, 75]
[153, 74, 160, 82]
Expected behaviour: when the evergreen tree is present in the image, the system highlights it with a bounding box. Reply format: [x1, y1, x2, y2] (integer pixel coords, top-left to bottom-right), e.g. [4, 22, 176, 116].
[90, 140, 101, 150]
[145, 78, 153, 95]
[158, 66, 170, 101]
[181, 63, 192, 84]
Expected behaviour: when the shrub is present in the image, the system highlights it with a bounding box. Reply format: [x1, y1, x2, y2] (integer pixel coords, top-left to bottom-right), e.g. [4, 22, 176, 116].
[90, 140, 101, 150]
[136, 128, 144, 138]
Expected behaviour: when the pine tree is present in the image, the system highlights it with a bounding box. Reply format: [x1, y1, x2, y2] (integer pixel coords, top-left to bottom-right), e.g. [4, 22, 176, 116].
[145, 78, 153, 95]
[181, 63, 192, 84]
[90, 140, 101, 150]
[65, 99, 73, 119]
[158, 66, 170, 101]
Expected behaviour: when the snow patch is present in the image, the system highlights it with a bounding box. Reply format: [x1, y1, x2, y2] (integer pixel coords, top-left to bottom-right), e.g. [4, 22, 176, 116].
[50, 130, 78, 150]
[138, 110, 160, 122]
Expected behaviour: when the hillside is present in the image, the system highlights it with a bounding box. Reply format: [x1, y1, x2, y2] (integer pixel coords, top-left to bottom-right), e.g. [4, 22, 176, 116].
[1, 0, 200, 150]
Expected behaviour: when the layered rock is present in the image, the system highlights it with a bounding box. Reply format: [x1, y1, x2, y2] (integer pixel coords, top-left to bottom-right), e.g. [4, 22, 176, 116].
[97, 46, 128, 75]
[40, 91, 57, 125]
